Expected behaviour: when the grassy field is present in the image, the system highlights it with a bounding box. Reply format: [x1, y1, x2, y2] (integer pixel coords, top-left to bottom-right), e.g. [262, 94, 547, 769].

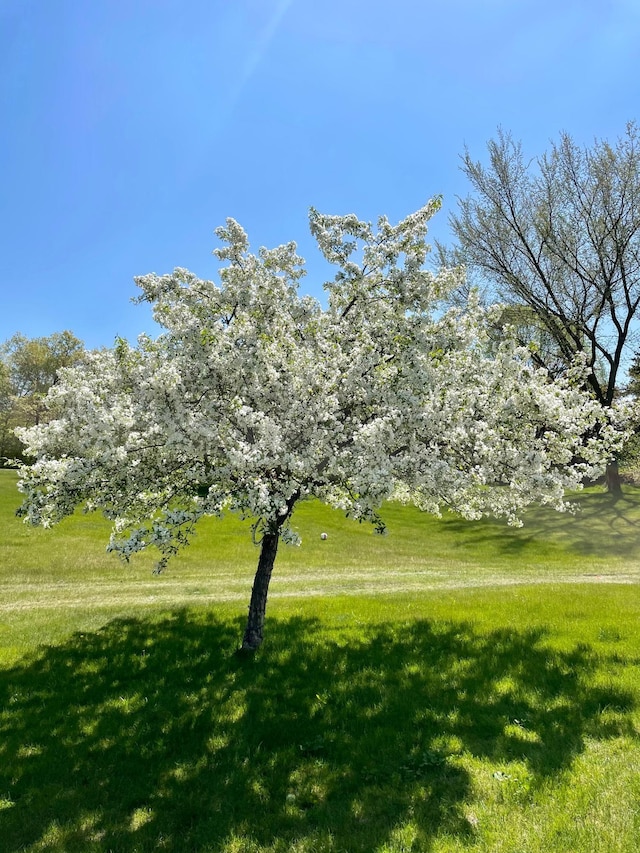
[0, 469, 639, 852]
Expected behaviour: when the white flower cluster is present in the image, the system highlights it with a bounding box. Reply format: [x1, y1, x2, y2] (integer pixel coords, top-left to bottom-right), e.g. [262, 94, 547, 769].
[17, 201, 618, 565]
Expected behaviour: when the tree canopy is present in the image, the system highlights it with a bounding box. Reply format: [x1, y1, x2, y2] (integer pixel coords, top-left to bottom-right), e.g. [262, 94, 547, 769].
[17, 202, 613, 648]
[0, 331, 84, 462]
[448, 123, 640, 407]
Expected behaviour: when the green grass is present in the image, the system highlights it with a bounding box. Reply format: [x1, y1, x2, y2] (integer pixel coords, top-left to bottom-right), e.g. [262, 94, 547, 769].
[1, 469, 639, 852]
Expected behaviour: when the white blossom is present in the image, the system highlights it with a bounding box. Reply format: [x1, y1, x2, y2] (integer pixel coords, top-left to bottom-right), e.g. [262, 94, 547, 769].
[16, 201, 619, 570]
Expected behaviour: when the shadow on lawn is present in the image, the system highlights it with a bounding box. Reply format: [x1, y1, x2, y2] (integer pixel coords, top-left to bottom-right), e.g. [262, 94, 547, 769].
[441, 488, 640, 561]
[0, 611, 635, 852]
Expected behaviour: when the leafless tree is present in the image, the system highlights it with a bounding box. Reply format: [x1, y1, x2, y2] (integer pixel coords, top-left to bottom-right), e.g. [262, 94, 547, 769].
[448, 122, 640, 493]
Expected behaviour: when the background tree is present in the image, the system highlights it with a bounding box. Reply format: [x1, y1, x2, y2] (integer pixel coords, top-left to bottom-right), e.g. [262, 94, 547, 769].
[446, 122, 640, 494]
[618, 348, 640, 471]
[0, 331, 84, 463]
[0, 360, 19, 461]
[17, 203, 612, 650]
[625, 348, 640, 399]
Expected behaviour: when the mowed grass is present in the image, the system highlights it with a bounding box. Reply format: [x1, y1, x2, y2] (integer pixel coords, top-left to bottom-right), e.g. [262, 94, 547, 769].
[0, 469, 639, 852]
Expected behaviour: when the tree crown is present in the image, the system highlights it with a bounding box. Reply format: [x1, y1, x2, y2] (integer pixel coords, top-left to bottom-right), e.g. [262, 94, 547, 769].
[17, 204, 615, 569]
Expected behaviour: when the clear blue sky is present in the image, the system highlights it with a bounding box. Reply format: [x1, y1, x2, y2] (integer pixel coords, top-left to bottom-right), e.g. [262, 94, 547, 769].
[2, 0, 639, 349]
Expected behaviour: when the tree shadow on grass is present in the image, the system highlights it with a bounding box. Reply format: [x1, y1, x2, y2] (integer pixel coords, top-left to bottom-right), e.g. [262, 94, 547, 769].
[440, 488, 640, 561]
[0, 611, 635, 852]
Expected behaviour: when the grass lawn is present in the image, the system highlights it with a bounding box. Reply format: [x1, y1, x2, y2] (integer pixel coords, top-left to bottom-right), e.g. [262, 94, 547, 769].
[0, 468, 639, 852]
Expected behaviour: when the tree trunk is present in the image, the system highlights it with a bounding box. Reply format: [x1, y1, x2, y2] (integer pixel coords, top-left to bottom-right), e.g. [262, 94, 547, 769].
[605, 459, 623, 498]
[241, 530, 280, 651]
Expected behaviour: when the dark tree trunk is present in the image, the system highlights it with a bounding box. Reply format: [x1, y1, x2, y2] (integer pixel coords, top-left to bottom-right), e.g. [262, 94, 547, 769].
[605, 459, 623, 498]
[240, 492, 300, 651]
[241, 530, 280, 651]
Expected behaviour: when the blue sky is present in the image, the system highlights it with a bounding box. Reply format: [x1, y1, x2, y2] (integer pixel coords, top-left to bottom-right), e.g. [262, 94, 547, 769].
[1, 0, 639, 349]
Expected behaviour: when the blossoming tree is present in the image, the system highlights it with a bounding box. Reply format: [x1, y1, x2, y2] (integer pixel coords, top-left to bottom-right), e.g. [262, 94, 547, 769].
[17, 200, 612, 649]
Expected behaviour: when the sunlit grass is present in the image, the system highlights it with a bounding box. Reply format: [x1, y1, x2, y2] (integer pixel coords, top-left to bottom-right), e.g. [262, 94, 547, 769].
[1, 469, 640, 852]
[3, 469, 640, 592]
